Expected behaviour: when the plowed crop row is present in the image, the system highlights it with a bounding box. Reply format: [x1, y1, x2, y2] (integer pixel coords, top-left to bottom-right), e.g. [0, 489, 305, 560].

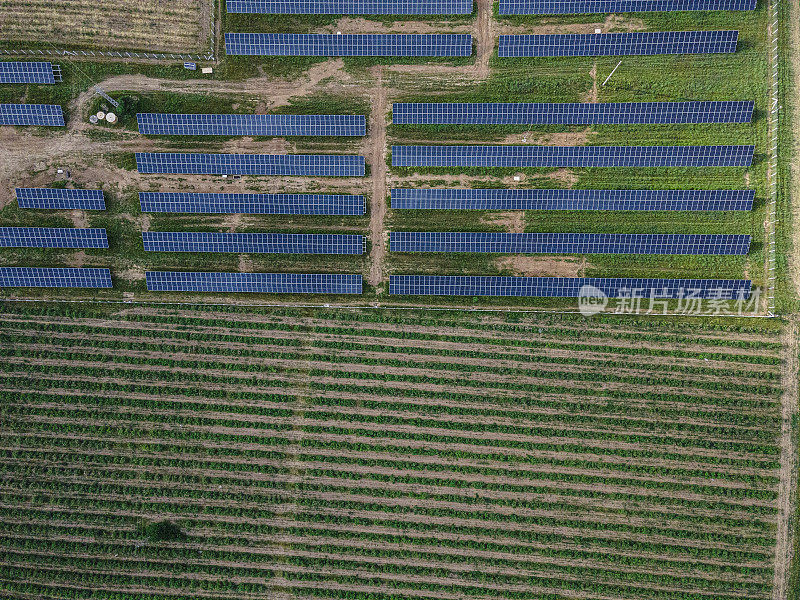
[0, 305, 783, 600]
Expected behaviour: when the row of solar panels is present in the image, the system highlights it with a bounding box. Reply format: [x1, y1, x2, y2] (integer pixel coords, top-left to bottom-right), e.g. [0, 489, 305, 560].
[137, 113, 367, 136]
[134, 101, 753, 136]
[224, 31, 740, 57]
[391, 101, 755, 125]
[13, 188, 754, 215]
[225, 0, 756, 14]
[15, 188, 106, 210]
[389, 232, 752, 255]
[0, 104, 64, 126]
[391, 145, 755, 167]
[0, 62, 60, 84]
[138, 189, 754, 213]
[0, 228, 751, 256]
[133, 146, 754, 174]
[0, 267, 750, 301]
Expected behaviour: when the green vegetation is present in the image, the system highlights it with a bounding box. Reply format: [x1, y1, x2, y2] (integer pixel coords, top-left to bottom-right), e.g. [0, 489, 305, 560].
[0, 302, 784, 600]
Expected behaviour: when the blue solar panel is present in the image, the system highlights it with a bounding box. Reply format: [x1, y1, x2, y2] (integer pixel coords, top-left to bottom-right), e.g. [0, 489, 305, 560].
[391, 145, 754, 167]
[142, 232, 365, 254]
[0, 104, 65, 126]
[0, 227, 108, 249]
[136, 153, 365, 176]
[390, 189, 755, 211]
[146, 271, 363, 294]
[499, 31, 739, 57]
[137, 113, 366, 136]
[225, 33, 473, 56]
[499, 1, 757, 15]
[226, 0, 472, 13]
[16, 188, 106, 210]
[390, 275, 752, 299]
[0, 62, 56, 84]
[390, 232, 750, 255]
[0, 267, 113, 288]
[392, 101, 754, 125]
[139, 192, 365, 215]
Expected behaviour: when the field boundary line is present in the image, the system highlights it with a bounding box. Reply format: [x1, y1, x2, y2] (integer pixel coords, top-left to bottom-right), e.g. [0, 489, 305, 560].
[766, 0, 780, 316]
[774, 319, 799, 600]
[0, 48, 214, 62]
[0, 297, 779, 318]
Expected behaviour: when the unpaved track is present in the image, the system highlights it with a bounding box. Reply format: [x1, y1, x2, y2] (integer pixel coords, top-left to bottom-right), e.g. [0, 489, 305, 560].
[773, 320, 799, 600]
[367, 67, 388, 288]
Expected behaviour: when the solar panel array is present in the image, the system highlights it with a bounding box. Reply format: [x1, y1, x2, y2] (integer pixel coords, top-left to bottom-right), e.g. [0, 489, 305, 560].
[390, 232, 751, 255]
[16, 188, 106, 211]
[139, 192, 365, 215]
[498, 1, 757, 15]
[392, 145, 754, 168]
[0, 104, 65, 126]
[390, 188, 755, 211]
[137, 113, 367, 136]
[392, 101, 755, 125]
[225, 33, 473, 56]
[0, 61, 56, 84]
[135, 153, 365, 176]
[498, 31, 739, 57]
[0, 227, 109, 249]
[389, 275, 752, 299]
[0, 267, 113, 288]
[142, 232, 365, 255]
[226, 0, 472, 13]
[146, 271, 363, 294]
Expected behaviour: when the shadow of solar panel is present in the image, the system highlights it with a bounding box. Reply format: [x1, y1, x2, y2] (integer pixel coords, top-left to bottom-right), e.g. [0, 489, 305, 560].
[135, 153, 365, 176]
[146, 271, 363, 294]
[0, 267, 113, 288]
[389, 275, 752, 299]
[137, 113, 367, 136]
[391, 145, 754, 167]
[142, 232, 365, 255]
[225, 33, 473, 56]
[499, 31, 739, 57]
[499, 1, 757, 15]
[0, 227, 108, 249]
[227, 0, 472, 13]
[139, 192, 365, 215]
[392, 101, 754, 125]
[390, 232, 751, 255]
[16, 188, 106, 210]
[390, 189, 755, 211]
[0, 104, 65, 126]
[0, 62, 56, 84]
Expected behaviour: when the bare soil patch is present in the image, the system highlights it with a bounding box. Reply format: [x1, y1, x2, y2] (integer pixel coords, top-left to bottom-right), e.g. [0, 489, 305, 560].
[481, 211, 525, 233]
[495, 255, 585, 277]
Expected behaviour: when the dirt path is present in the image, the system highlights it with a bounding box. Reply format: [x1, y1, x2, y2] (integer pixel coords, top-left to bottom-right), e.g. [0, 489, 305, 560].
[773, 319, 799, 600]
[474, 0, 494, 79]
[788, 0, 800, 298]
[367, 67, 388, 289]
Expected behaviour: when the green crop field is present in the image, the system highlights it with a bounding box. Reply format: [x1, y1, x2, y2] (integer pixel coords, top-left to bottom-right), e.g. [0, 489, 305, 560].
[0, 302, 787, 600]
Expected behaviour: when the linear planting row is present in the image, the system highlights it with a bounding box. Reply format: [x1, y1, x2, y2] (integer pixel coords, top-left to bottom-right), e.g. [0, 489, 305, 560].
[0, 306, 780, 600]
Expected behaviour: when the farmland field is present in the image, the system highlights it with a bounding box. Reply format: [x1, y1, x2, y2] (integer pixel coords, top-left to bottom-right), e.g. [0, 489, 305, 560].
[0, 0, 213, 53]
[0, 303, 787, 600]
